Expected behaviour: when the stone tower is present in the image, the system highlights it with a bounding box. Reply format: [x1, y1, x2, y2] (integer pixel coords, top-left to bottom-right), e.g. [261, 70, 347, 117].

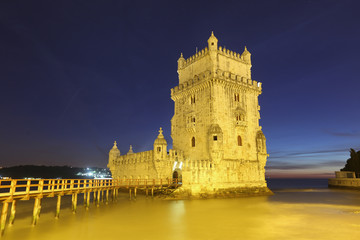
[170, 32, 270, 195]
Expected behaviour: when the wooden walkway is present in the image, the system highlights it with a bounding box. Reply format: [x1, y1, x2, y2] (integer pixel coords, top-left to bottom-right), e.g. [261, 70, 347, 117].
[0, 178, 181, 236]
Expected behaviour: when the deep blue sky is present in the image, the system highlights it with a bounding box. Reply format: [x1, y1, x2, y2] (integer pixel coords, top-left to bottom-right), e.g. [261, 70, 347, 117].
[0, 0, 359, 177]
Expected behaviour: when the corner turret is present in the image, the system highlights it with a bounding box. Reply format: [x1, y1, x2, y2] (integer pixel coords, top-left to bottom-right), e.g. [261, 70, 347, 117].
[177, 53, 185, 70]
[207, 31, 218, 51]
[108, 141, 120, 173]
[154, 127, 167, 159]
[127, 145, 134, 155]
[109, 141, 120, 158]
[241, 46, 251, 64]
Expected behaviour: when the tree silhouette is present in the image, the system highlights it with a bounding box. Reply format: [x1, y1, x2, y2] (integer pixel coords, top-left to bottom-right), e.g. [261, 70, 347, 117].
[341, 148, 360, 177]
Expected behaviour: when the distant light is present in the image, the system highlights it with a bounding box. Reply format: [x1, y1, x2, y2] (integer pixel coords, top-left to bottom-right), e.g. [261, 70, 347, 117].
[179, 162, 183, 169]
[172, 162, 177, 171]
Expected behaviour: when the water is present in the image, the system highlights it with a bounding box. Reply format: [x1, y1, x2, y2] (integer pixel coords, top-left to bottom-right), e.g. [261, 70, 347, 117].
[3, 179, 360, 240]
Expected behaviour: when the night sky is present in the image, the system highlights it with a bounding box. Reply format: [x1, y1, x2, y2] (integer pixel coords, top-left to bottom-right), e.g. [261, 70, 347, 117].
[1, 0, 359, 178]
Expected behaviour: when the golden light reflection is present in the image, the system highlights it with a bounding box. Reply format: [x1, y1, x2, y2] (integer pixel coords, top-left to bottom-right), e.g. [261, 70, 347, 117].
[2, 191, 360, 240]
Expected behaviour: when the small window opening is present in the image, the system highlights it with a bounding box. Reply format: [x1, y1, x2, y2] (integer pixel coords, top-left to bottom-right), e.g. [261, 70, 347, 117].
[157, 147, 161, 152]
[191, 137, 195, 147]
[213, 136, 217, 141]
[237, 135, 242, 146]
[211, 42, 214, 46]
[191, 96, 196, 104]
[234, 93, 240, 102]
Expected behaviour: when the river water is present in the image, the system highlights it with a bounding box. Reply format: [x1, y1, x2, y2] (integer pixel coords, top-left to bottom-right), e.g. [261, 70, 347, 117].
[3, 179, 360, 240]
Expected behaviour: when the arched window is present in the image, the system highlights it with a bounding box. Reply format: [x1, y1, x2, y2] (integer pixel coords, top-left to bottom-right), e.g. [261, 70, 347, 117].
[191, 137, 195, 147]
[191, 95, 196, 104]
[237, 135, 242, 146]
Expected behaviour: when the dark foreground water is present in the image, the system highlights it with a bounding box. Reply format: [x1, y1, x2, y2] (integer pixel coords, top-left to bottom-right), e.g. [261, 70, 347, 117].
[3, 179, 360, 240]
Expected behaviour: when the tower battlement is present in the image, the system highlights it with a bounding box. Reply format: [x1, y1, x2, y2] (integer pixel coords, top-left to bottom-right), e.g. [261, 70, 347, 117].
[177, 32, 252, 85]
[171, 70, 262, 98]
[179, 45, 250, 71]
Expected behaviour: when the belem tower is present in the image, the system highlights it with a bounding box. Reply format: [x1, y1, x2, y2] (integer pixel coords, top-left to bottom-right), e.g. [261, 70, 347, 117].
[108, 32, 272, 197]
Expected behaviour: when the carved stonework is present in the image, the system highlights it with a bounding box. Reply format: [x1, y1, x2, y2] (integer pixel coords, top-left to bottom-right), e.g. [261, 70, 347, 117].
[108, 33, 270, 197]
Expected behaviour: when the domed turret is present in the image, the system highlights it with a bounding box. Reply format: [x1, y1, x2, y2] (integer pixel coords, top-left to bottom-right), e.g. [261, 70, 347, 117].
[154, 127, 167, 159]
[207, 31, 218, 51]
[241, 46, 251, 64]
[127, 145, 134, 155]
[154, 127, 167, 145]
[109, 141, 120, 155]
[177, 53, 185, 70]
[109, 141, 120, 163]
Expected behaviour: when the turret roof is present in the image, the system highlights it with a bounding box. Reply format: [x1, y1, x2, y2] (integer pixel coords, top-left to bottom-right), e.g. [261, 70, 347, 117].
[154, 127, 167, 145]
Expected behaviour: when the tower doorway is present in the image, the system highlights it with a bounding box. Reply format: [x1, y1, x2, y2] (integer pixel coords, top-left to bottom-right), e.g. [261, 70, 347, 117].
[172, 170, 182, 184]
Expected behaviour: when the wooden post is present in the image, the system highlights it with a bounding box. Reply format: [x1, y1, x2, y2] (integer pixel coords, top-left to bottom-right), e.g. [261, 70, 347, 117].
[129, 188, 132, 200]
[134, 187, 137, 200]
[55, 195, 61, 219]
[146, 188, 148, 198]
[86, 192, 90, 209]
[72, 193, 78, 213]
[32, 198, 41, 225]
[151, 188, 154, 198]
[9, 200, 16, 225]
[0, 202, 9, 236]
[83, 192, 87, 206]
[106, 190, 109, 204]
[93, 191, 97, 205]
[97, 190, 100, 207]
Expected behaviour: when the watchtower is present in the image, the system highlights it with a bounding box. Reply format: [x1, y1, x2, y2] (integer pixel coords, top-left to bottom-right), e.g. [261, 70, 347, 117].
[170, 32, 269, 194]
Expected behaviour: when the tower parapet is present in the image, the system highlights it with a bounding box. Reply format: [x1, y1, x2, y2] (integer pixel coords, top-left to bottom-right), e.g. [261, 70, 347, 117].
[177, 32, 252, 85]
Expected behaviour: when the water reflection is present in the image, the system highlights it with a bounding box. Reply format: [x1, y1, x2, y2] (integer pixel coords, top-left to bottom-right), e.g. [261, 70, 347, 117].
[3, 189, 360, 240]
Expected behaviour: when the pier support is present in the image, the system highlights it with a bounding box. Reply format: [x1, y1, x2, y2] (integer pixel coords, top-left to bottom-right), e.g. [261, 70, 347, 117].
[129, 188, 132, 200]
[1, 202, 9, 236]
[151, 188, 154, 198]
[55, 195, 61, 219]
[106, 190, 109, 204]
[32, 198, 42, 225]
[97, 191, 101, 207]
[93, 191, 97, 205]
[134, 188, 137, 200]
[9, 200, 16, 225]
[83, 192, 87, 207]
[86, 192, 90, 210]
[72, 193, 78, 213]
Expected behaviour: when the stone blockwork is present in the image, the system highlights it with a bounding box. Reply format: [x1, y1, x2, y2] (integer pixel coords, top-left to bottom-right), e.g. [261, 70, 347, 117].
[108, 32, 271, 197]
[108, 129, 184, 181]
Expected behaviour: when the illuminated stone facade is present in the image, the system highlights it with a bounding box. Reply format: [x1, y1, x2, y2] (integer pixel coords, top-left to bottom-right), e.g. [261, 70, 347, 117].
[108, 129, 185, 181]
[108, 32, 271, 197]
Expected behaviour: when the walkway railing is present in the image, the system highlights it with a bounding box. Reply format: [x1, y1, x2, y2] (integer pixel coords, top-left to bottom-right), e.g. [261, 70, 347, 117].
[0, 178, 181, 236]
